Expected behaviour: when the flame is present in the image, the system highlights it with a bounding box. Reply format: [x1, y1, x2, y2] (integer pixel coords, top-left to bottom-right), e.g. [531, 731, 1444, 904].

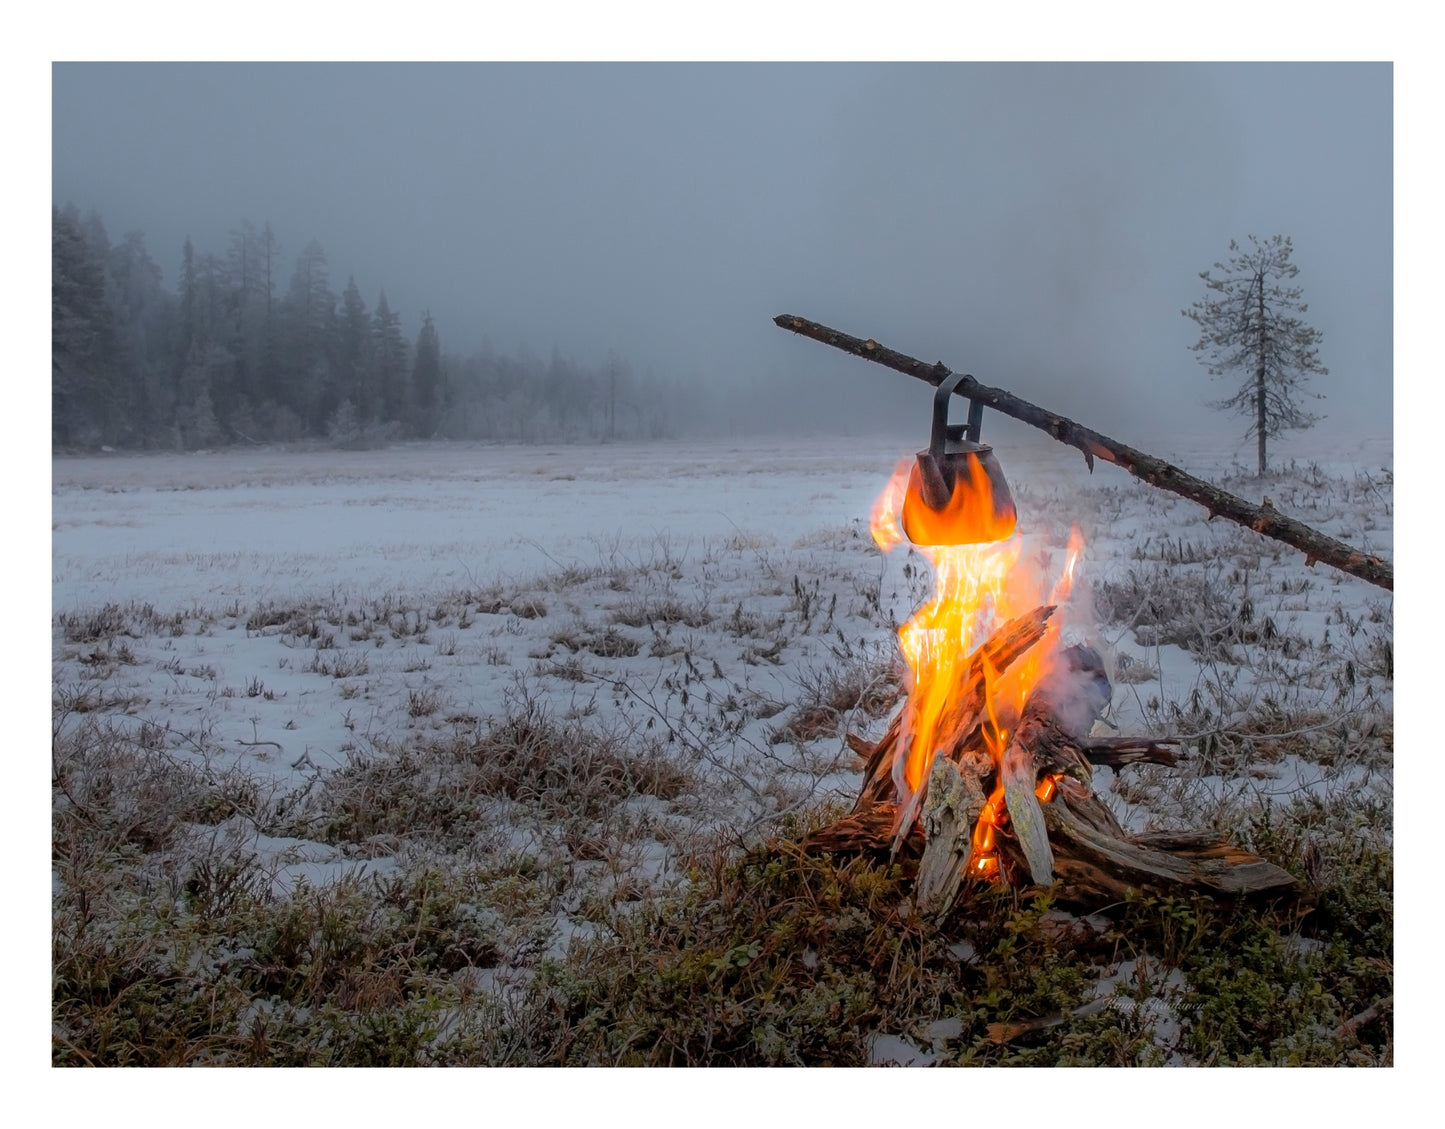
[1034, 773, 1064, 804]
[900, 452, 1017, 547]
[1049, 525, 1085, 606]
[871, 452, 1085, 878]
[895, 542, 1018, 793]
[869, 458, 913, 551]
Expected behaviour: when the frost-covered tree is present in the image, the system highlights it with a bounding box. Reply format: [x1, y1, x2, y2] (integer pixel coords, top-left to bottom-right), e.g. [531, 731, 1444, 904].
[372, 290, 409, 424]
[1183, 235, 1327, 476]
[174, 342, 223, 449]
[282, 238, 336, 429]
[52, 205, 119, 446]
[337, 277, 373, 421]
[409, 311, 443, 437]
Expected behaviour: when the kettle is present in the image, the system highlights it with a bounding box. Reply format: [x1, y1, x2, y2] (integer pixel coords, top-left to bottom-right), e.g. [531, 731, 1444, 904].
[900, 371, 1018, 546]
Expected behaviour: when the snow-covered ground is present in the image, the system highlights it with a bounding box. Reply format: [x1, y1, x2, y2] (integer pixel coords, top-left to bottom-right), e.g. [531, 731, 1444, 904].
[51, 429, 1393, 956]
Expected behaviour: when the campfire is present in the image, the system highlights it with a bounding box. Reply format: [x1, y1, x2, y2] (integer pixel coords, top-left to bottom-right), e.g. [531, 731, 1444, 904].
[804, 389, 1298, 915]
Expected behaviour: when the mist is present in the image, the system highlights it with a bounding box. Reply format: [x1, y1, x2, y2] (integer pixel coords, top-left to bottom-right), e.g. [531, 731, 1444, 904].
[52, 62, 1391, 451]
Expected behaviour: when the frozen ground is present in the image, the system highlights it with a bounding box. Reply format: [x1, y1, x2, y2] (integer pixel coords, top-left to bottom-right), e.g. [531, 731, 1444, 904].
[51, 429, 1393, 1062]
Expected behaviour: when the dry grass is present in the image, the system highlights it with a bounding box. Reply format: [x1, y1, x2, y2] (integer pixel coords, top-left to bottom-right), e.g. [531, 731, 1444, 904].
[287, 688, 697, 854]
[609, 593, 713, 629]
[771, 652, 903, 744]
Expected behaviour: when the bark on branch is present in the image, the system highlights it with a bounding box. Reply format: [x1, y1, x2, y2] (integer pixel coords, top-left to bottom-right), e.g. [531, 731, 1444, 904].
[773, 314, 1392, 591]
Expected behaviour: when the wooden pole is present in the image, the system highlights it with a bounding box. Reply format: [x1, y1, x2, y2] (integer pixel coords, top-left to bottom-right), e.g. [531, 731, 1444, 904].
[773, 314, 1392, 592]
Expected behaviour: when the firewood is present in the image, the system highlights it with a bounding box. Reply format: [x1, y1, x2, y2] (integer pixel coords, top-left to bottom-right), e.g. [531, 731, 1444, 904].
[852, 605, 1056, 812]
[913, 749, 990, 920]
[1010, 711, 1091, 783]
[801, 805, 897, 853]
[1000, 727, 1054, 886]
[932, 605, 1059, 754]
[805, 618, 1298, 909]
[1081, 738, 1181, 768]
[801, 803, 923, 856]
[844, 731, 878, 762]
[999, 789, 1299, 901]
[1050, 776, 1126, 838]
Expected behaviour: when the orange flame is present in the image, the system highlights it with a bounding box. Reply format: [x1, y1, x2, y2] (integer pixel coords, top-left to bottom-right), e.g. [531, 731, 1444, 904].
[869, 458, 913, 552]
[1049, 525, 1085, 606]
[894, 541, 1018, 793]
[900, 452, 1017, 547]
[971, 782, 1005, 871]
[1034, 773, 1064, 804]
[871, 452, 1086, 876]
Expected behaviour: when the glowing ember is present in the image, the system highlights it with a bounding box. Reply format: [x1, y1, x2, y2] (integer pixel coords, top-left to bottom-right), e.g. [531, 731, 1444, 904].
[1034, 773, 1065, 804]
[871, 453, 1085, 878]
[971, 785, 1003, 873]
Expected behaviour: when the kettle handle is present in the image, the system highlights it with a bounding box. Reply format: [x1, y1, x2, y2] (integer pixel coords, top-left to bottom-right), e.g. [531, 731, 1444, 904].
[931, 371, 985, 453]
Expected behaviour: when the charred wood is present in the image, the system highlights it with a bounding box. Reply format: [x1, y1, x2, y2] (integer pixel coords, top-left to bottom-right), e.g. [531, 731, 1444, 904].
[1081, 738, 1181, 768]
[852, 605, 1056, 811]
[997, 790, 1299, 903]
[1000, 724, 1054, 886]
[913, 749, 990, 920]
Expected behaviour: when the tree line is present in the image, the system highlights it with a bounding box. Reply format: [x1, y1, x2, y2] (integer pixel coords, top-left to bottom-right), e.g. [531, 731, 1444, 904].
[52, 205, 687, 450]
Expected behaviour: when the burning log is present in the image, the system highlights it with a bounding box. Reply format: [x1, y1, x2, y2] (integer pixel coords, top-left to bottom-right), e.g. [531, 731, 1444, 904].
[1000, 723, 1056, 887]
[913, 647, 1110, 916]
[773, 313, 1393, 592]
[913, 749, 990, 917]
[807, 640, 1298, 908]
[851, 605, 1057, 811]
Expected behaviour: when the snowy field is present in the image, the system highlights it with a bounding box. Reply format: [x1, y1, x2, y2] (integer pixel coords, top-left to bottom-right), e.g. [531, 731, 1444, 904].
[50, 429, 1394, 1064]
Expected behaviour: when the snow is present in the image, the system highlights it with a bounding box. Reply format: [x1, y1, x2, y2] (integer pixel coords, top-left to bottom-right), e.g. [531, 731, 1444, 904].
[869, 1032, 941, 1067]
[52, 438, 911, 612]
[52, 430, 1393, 1053]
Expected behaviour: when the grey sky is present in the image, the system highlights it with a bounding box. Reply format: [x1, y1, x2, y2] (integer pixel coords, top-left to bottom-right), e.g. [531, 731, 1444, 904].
[51, 62, 1391, 442]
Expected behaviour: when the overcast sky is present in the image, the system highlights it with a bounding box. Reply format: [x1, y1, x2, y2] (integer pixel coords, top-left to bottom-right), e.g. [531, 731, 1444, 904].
[51, 62, 1392, 443]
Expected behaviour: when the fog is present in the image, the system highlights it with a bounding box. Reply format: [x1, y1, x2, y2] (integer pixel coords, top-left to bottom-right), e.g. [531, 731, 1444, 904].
[52, 62, 1391, 447]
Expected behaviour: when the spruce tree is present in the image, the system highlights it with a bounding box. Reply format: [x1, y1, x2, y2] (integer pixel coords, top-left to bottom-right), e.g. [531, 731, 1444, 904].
[52, 205, 119, 446]
[410, 311, 443, 437]
[372, 291, 408, 426]
[283, 238, 336, 430]
[337, 278, 373, 421]
[1183, 235, 1327, 476]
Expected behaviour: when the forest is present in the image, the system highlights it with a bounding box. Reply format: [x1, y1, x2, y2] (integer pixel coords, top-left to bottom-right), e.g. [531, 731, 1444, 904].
[51, 205, 694, 450]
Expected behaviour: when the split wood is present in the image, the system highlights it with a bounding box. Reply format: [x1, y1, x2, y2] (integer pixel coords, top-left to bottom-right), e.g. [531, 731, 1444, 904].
[803, 608, 1298, 916]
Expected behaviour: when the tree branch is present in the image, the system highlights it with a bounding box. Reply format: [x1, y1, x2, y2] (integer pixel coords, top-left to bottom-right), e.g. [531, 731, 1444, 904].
[773, 314, 1392, 591]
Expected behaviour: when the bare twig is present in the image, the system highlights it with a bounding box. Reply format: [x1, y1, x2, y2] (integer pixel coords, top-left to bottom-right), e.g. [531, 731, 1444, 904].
[1335, 995, 1392, 1041]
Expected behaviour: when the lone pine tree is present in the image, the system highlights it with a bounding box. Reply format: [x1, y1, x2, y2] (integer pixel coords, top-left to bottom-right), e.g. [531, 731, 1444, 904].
[1183, 235, 1326, 476]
